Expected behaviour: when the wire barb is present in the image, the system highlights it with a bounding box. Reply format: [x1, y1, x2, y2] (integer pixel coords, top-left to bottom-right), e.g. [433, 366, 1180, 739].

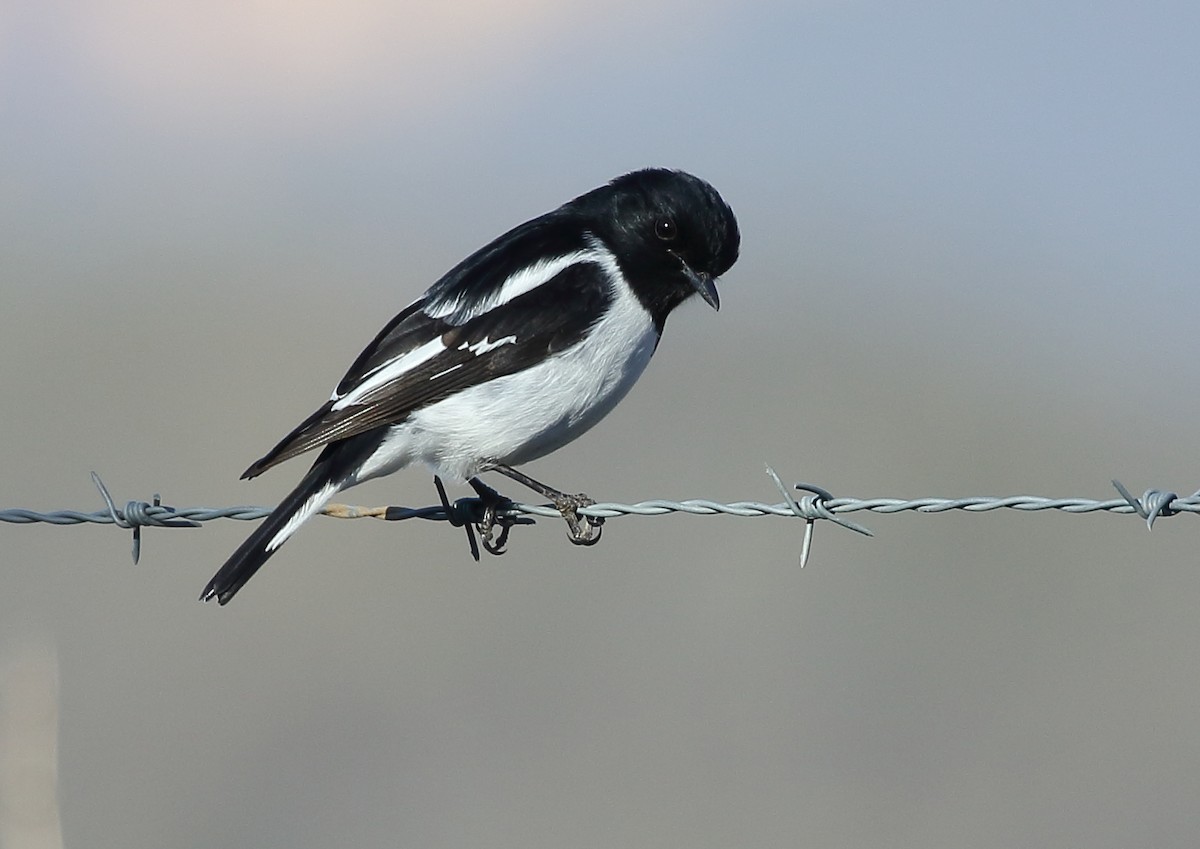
[1111, 480, 1183, 531]
[89, 471, 201, 564]
[765, 467, 873, 567]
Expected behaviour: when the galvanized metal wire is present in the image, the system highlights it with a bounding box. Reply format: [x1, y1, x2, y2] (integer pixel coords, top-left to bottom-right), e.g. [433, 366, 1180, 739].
[1, 470, 1195, 566]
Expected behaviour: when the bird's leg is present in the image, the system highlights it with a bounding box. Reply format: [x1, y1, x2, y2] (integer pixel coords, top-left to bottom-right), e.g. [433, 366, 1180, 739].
[485, 464, 603, 546]
[467, 477, 516, 555]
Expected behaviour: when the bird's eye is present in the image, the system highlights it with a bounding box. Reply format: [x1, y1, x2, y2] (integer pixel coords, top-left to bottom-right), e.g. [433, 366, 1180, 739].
[654, 217, 678, 241]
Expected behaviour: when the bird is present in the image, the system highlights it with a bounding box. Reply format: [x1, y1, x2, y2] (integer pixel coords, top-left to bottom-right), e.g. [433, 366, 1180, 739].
[200, 168, 740, 604]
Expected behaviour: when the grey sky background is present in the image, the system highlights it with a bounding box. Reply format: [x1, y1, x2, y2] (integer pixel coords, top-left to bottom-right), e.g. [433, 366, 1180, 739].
[3, 2, 1199, 847]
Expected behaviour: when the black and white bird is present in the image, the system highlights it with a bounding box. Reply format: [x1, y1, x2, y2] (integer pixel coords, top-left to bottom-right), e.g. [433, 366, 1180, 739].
[201, 168, 740, 604]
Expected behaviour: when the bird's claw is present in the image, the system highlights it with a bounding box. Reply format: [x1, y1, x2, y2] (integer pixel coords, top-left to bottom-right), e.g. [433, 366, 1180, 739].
[554, 493, 604, 546]
[440, 474, 601, 556]
[476, 498, 514, 555]
[465, 476, 520, 557]
[434, 475, 513, 560]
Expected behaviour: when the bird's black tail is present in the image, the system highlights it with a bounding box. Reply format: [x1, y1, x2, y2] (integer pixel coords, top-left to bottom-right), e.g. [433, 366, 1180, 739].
[200, 455, 344, 605]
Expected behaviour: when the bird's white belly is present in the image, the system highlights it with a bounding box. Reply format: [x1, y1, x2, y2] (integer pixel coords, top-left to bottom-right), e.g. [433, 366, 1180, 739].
[352, 289, 659, 484]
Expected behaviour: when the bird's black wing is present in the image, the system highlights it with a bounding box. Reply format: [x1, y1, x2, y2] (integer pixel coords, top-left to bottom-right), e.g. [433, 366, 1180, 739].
[242, 261, 612, 478]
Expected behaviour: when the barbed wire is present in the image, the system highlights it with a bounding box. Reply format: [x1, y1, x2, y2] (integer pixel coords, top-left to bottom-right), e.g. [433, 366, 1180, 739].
[1, 470, 1196, 567]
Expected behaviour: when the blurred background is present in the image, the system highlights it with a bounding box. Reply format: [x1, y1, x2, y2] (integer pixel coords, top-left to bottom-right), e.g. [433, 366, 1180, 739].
[2, 1, 1199, 846]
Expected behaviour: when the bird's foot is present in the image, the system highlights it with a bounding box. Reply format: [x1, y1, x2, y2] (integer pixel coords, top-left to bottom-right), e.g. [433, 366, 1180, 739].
[482, 464, 606, 547]
[468, 477, 516, 555]
[552, 492, 604, 546]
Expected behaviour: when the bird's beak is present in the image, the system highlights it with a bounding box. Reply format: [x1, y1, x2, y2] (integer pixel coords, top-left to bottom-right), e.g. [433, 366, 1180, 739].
[686, 267, 720, 311]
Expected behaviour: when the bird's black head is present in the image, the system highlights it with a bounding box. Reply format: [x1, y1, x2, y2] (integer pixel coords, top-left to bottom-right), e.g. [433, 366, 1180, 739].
[572, 168, 740, 327]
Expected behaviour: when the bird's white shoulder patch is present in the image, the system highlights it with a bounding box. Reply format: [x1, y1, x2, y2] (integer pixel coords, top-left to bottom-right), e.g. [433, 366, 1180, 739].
[425, 249, 595, 324]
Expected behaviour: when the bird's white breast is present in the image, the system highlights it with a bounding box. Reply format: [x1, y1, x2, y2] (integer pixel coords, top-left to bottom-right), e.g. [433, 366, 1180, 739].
[350, 264, 660, 484]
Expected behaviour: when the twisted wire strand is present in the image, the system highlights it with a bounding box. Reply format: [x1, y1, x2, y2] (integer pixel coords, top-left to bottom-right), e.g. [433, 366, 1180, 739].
[5, 473, 1191, 567]
[3, 478, 1197, 527]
